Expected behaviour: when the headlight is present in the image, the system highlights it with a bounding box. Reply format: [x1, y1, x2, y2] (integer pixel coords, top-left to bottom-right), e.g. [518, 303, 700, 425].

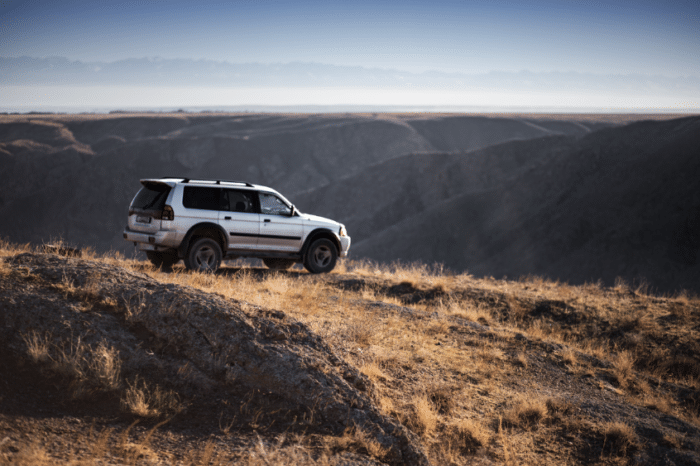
[339, 225, 347, 237]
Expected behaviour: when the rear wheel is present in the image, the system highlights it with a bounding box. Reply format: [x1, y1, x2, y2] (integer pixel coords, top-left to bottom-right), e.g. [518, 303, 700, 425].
[146, 249, 179, 270]
[303, 238, 337, 273]
[263, 258, 295, 270]
[184, 238, 222, 272]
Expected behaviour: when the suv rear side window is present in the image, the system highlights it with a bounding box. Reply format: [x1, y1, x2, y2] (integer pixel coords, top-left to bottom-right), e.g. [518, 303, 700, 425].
[132, 183, 171, 210]
[222, 189, 258, 213]
[182, 187, 222, 211]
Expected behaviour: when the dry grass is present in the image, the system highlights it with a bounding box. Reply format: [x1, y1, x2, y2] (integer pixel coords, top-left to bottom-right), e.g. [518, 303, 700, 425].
[516, 352, 529, 368]
[448, 418, 491, 454]
[502, 394, 548, 429]
[348, 260, 459, 292]
[409, 395, 440, 437]
[560, 346, 578, 367]
[359, 360, 389, 382]
[0, 422, 246, 466]
[327, 426, 391, 462]
[0, 238, 31, 258]
[601, 421, 639, 457]
[21, 332, 122, 395]
[613, 350, 636, 389]
[22, 331, 51, 365]
[121, 377, 182, 418]
[1, 442, 51, 466]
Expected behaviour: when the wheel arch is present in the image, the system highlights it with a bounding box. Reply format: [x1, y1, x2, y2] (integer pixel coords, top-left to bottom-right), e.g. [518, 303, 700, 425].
[301, 228, 340, 257]
[178, 222, 227, 258]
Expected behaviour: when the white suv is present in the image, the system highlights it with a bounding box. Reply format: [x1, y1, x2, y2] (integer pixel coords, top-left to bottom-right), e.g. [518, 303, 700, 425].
[123, 177, 351, 273]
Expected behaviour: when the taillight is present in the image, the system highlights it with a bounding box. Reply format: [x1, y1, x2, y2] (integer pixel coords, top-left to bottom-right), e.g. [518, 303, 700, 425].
[162, 205, 174, 220]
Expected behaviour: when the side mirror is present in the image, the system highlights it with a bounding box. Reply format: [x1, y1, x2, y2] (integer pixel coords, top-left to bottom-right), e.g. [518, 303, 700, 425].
[290, 205, 296, 217]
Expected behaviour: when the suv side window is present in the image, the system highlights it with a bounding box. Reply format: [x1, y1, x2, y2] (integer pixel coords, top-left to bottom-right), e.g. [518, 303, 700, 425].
[182, 187, 222, 211]
[259, 193, 292, 216]
[222, 189, 258, 213]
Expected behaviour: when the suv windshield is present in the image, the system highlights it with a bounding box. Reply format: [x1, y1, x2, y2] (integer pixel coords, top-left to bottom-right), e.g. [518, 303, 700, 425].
[132, 183, 171, 210]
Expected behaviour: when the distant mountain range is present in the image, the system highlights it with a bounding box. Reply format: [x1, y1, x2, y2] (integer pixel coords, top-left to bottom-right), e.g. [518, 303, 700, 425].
[3, 56, 699, 97]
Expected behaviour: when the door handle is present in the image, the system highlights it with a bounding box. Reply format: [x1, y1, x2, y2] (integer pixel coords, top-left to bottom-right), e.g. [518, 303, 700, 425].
[263, 219, 271, 223]
[224, 216, 231, 220]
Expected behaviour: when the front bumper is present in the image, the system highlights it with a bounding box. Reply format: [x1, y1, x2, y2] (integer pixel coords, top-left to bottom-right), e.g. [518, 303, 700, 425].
[339, 236, 351, 258]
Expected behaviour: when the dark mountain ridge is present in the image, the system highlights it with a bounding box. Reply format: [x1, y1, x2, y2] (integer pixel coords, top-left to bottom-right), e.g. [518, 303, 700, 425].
[348, 117, 700, 292]
[0, 112, 697, 293]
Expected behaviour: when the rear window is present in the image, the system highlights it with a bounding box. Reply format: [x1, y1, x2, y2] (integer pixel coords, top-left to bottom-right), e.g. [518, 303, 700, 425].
[182, 187, 222, 211]
[132, 183, 171, 210]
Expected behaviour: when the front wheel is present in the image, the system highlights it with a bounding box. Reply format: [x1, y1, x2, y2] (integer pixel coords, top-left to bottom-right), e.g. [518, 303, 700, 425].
[184, 238, 222, 273]
[263, 258, 295, 270]
[303, 238, 337, 274]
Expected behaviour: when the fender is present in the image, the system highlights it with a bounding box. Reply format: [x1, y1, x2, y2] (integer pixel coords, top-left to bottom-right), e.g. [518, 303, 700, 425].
[178, 222, 228, 258]
[301, 228, 341, 257]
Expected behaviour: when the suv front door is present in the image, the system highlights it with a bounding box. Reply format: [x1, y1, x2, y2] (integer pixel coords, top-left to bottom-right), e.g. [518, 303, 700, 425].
[257, 192, 304, 252]
[219, 188, 260, 251]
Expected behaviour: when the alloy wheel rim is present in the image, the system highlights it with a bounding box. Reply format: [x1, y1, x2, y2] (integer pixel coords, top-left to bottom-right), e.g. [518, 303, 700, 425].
[312, 245, 331, 267]
[195, 246, 216, 269]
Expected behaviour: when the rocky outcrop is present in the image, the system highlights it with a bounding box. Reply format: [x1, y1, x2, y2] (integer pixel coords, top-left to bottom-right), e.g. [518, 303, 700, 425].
[0, 252, 428, 465]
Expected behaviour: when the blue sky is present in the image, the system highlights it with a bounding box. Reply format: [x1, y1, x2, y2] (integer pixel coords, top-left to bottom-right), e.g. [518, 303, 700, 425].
[2, 0, 699, 76]
[1, 0, 699, 109]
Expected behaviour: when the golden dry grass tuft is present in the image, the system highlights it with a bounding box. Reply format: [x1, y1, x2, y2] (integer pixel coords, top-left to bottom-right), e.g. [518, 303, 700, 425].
[502, 394, 548, 430]
[22, 331, 52, 365]
[2, 442, 51, 466]
[0, 238, 32, 258]
[448, 418, 491, 454]
[21, 332, 123, 396]
[121, 377, 183, 418]
[408, 395, 440, 437]
[426, 383, 457, 415]
[613, 350, 636, 389]
[359, 360, 389, 382]
[601, 421, 639, 457]
[327, 426, 391, 462]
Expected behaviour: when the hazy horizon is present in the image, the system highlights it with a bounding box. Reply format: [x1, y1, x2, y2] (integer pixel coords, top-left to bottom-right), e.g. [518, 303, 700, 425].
[2, 0, 699, 112]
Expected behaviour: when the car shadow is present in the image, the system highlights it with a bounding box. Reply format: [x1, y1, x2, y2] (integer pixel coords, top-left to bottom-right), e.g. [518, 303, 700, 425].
[216, 266, 308, 279]
[131, 262, 309, 279]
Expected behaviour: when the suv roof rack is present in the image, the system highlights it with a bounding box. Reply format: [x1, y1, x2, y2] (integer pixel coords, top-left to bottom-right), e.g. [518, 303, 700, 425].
[215, 179, 255, 187]
[160, 177, 254, 187]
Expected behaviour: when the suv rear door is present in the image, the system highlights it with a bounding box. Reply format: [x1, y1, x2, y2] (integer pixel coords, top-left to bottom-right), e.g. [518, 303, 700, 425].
[128, 181, 172, 235]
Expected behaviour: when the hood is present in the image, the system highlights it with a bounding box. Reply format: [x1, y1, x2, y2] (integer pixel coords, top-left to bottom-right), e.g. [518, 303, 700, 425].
[300, 212, 341, 228]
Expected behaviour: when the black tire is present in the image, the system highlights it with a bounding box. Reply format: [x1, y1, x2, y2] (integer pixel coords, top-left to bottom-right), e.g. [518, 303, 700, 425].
[303, 238, 337, 274]
[146, 250, 179, 270]
[263, 258, 295, 270]
[184, 238, 222, 273]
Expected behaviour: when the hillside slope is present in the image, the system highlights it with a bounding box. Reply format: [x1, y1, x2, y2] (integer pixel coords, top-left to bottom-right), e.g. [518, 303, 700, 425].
[313, 116, 700, 292]
[1, 244, 699, 465]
